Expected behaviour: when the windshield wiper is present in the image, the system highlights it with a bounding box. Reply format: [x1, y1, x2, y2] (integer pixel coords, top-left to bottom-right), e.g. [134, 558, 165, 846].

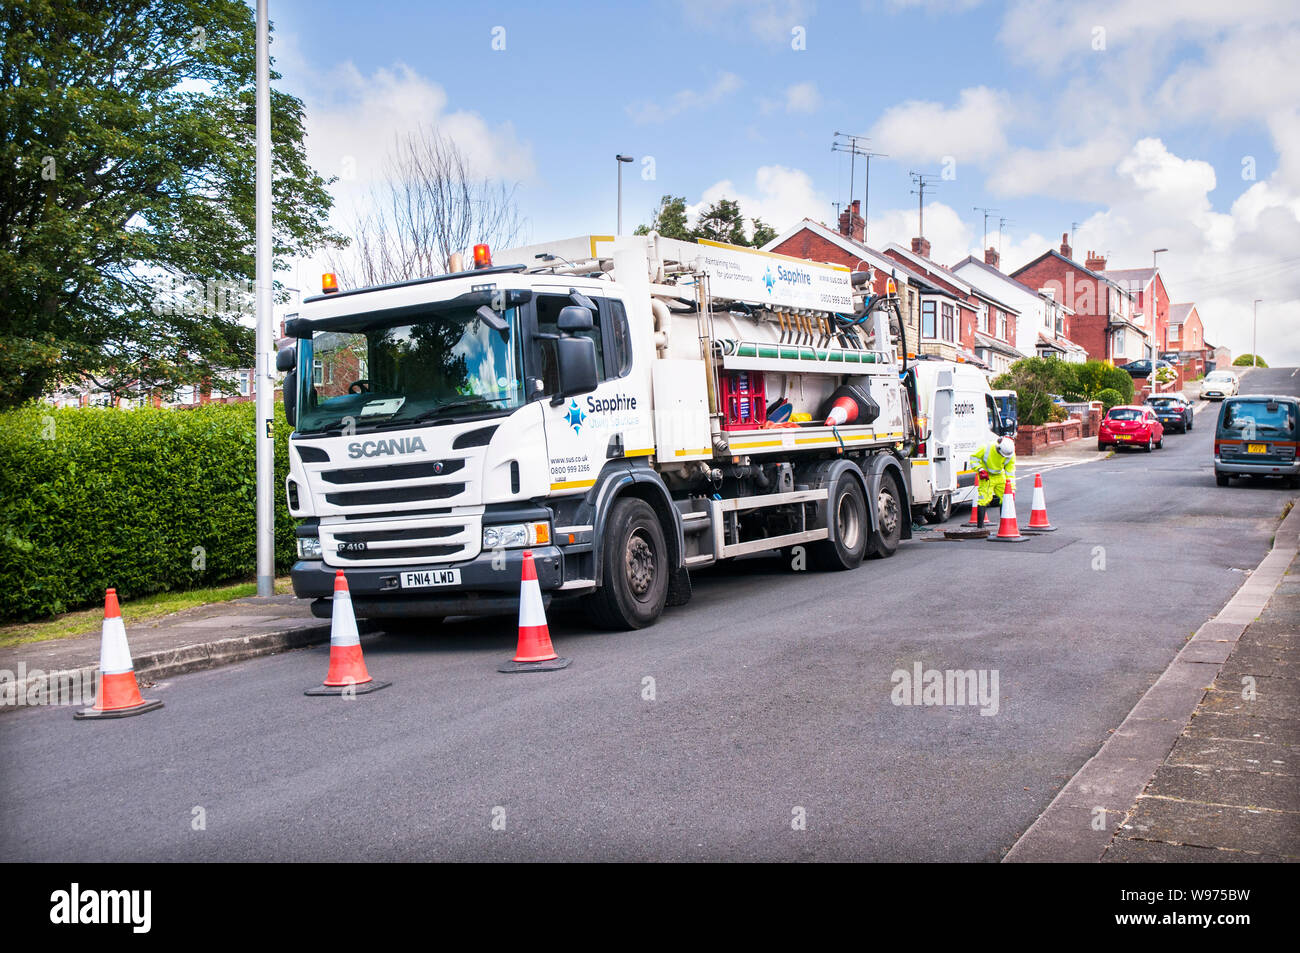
[401, 397, 506, 424]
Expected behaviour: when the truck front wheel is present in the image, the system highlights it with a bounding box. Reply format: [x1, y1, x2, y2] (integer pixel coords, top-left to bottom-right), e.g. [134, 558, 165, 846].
[811, 473, 868, 571]
[585, 498, 669, 630]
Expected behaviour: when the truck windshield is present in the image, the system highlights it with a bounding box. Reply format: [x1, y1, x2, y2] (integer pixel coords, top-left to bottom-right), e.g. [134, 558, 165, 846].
[295, 305, 525, 434]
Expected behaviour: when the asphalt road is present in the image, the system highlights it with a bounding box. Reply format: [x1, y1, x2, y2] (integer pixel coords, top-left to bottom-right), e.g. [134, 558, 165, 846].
[3, 367, 1296, 861]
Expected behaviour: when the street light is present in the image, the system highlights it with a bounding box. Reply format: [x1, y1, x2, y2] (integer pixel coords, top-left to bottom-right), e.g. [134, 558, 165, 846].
[1253, 298, 1262, 367]
[254, 0, 274, 597]
[616, 154, 634, 235]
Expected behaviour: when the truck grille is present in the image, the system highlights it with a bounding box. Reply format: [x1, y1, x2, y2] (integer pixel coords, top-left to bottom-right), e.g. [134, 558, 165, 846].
[323, 483, 466, 507]
[320, 459, 465, 484]
[320, 513, 482, 567]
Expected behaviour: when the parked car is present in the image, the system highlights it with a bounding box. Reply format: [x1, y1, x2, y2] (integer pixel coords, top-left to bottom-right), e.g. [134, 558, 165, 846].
[1200, 370, 1239, 400]
[1214, 395, 1300, 488]
[1144, 393, 1194, 433]
[1120, 358, 1175, 378]
[1099, 405, 1164, 451]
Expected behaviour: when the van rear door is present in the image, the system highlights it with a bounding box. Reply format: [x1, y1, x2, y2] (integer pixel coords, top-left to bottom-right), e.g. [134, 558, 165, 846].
[930, 369, 957, 495]
[1217, 398, 1299, 465]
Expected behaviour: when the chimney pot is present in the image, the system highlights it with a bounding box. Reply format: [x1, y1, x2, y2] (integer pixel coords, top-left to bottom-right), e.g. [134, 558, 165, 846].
[984, 246, 1000, 268]
[911, 236, 931, 258]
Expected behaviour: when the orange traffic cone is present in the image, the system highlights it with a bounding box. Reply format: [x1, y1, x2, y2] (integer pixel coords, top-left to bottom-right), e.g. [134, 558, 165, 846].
[306, 571, 390, 695]
[499, 551, 571, 673]
[1025, 473, 1057, 532]
[824, 395, 858, 427]
[75, 589, 163, 719]
[992, 487, 1029, 542]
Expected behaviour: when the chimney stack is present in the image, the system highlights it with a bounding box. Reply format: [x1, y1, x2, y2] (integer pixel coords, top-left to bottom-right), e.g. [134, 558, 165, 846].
[911, 236, 932, 258]
[838, 199, 864, 242]
[984, 246, 1000, 269]
[1060, 232, 1072, 259]
[1085, 250, 1107, 271]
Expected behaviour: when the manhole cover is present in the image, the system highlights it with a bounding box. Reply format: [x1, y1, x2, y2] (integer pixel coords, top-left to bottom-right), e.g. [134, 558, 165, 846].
[941, 527, 991, 540]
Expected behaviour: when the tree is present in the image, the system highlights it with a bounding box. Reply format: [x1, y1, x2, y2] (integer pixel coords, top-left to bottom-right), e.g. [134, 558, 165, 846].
[634, 195, 691, 241]
[326, 127, 524, 287]
[750, 217, 777, 248]
[693, 198, 750, 245]
[0, 0, 344, 408]
[992, 357, 1078, 425]
[1233, 354, 1268, 367]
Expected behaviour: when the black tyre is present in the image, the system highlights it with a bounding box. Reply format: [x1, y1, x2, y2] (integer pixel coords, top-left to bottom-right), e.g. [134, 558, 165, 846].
[585, 498, 669, 630]
[924, 492, 952, 524]
[866, 475, 904, 560]
[1157, 436, 1163, 448]
[1145, 436, 1154, 452]
[1216, 473, 1230, 487]
[811, 473, 868, 571]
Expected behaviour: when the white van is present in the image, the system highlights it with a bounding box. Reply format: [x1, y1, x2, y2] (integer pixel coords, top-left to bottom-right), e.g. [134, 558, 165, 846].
[904, 358, 1012, 523]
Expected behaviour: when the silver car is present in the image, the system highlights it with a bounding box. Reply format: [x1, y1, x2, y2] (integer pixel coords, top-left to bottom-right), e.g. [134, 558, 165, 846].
[1201, 370, 1239, 400]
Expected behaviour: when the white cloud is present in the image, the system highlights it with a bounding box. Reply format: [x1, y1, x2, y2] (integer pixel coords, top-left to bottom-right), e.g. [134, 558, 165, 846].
[1156, 25, 1300, 125]
[866, 201, 973, 266]
[627, 72, 743, 124]
[685, 165, 829, 237]
[301, 63, 535, 189]
[759, 81, 822, 115]
[678, 0, 814, 44]
[998, 134, 1300, 366]
[869, 87, 1011, 164]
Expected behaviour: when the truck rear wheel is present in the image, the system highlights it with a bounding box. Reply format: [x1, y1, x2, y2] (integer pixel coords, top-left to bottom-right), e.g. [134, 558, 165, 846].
[924, 492, 952, 524]
[811, 473, 868, 571]
[585, 498, 669, 630]
[867, 476, 904, 559]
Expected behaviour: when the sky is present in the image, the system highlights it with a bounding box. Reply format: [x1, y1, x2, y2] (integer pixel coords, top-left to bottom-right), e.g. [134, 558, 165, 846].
[266, 0, 1300, 366]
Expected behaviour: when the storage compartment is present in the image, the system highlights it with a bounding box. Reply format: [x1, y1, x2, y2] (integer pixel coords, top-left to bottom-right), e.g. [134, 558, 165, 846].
[721, 371, 766, 431]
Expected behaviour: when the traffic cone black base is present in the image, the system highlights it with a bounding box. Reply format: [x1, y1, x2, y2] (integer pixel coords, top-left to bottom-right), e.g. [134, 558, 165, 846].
[497, 657, 572, 674]
[305, 679, 391, 696]
[74, 699, 163, 720]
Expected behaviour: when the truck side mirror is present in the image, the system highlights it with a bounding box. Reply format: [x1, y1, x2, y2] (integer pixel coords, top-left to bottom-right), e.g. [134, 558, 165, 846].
[276, 345, 296, 372]
[557, 305, 593, 333]
[552, 336, 598, 404]
[283, 370, 297, 427]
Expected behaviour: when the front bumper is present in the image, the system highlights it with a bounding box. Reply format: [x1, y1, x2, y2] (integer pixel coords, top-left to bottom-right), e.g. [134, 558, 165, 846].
[292, 545, 565, 618]
[1215, 458, 1300, 478]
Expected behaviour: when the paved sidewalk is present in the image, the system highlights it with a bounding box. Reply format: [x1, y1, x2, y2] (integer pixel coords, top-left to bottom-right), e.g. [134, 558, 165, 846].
[0, 593, 332, 707]
[1102, 551, 1300, 861]
[1005, 502, 1299, 862]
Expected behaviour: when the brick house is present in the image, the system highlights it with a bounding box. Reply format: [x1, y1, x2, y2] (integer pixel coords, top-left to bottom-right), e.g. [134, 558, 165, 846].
[1101, 267, 1170, 356]
[881, 239, 988, 367]
[1011, 236, 1148, 364]
[952, 249, 1085, 367]
[1167, 302, 1204, 354]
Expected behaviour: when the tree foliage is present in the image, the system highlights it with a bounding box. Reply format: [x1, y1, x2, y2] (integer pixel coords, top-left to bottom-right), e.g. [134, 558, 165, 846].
[994, 357, 1135, 425]
[0, 0, 344, 408]
[634, 194, 774, 247]
[1233, 354, 1267, 367]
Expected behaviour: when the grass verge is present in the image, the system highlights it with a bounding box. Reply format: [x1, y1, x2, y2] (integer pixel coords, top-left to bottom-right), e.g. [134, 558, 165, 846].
[0, 577, 293, 649]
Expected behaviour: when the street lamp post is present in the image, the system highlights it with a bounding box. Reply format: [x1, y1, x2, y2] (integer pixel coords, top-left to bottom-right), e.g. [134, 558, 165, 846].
[616, 154, 633, 234]
[254, 0, 274, 597]
[1253, 298, 1262, 367]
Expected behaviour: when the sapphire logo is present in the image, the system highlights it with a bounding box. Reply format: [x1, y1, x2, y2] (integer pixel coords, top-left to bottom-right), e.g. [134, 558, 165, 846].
[564, 399, 587, 433]
[763, 266, 775, 294]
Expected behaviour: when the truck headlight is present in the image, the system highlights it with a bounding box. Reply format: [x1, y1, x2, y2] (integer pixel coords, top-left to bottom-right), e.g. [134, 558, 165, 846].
[297, 536, 322, 559]
[483, 521, 550, 550]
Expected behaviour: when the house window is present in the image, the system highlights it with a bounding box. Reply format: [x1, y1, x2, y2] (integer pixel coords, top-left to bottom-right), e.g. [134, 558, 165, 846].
[239, 370, 252, 395]
[1114, 329, 1126, 353]
[997, 311, 1007, 341]
[941, 303, 955, 342]
[1168, 324, 1179, 342]
[921, 300, 936, 338]
[979, 307, 989, 333]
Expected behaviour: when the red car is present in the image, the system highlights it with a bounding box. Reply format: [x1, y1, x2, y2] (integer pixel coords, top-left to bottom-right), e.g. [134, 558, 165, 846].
[1099, 405, 1164, 451]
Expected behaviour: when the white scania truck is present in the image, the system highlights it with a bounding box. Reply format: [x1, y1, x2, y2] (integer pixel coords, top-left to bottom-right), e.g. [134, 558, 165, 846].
[278, 234, 919, 629]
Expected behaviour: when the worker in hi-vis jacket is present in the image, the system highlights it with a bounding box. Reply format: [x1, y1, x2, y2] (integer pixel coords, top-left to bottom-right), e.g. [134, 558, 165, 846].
[970, 436, 1017, 528]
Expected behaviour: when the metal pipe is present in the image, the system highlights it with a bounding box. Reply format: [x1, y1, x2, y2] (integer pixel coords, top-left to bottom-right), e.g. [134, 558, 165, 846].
[254, 0, 274, 597]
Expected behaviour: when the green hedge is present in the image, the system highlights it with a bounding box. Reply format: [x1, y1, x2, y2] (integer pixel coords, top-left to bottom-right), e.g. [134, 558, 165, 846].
[0, 402, 295, 621]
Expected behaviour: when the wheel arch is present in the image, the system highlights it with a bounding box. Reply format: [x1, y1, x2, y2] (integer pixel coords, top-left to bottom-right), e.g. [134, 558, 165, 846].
[583, 462, 684, 588]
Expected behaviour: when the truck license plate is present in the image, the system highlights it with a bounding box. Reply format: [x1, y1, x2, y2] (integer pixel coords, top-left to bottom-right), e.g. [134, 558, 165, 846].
[1247, 443, 1267, 454]
[400, 569, 461, 589]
